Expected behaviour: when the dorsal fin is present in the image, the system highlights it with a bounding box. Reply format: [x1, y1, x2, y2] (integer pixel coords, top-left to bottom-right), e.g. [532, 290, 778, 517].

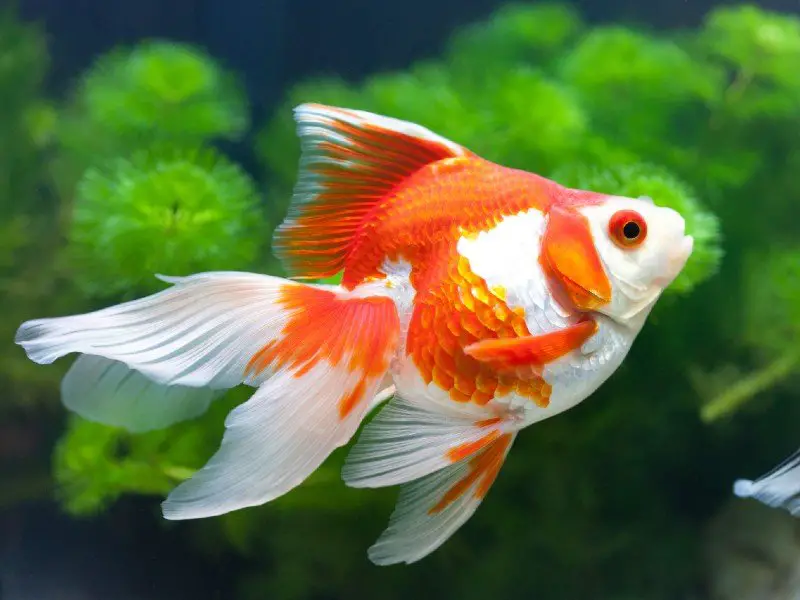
[272, 103, 469, 281]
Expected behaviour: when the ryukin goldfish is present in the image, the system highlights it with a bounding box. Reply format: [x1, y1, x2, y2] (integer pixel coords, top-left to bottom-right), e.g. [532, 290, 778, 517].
[15, 104, 694, 565]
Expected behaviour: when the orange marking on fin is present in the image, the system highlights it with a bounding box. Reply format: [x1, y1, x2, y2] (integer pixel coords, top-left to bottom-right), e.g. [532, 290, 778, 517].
[446, 430, 501, 463]
[463, 318, 598, 373]
[245, 284, 400, 420]
[273, 104, 466, 283]
[540, 205, 612, 312]
[339, 379, 366, 419]
[430, 433, 513, 514]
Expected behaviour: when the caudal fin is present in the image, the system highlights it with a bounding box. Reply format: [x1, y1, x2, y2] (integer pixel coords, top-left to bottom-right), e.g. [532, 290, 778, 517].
[60, 355, 225, 433]
[734, 448, 800, 516]
[15, 272, 400, 518]
[342, 395, 516, 565]
[272, 103, 468, 282]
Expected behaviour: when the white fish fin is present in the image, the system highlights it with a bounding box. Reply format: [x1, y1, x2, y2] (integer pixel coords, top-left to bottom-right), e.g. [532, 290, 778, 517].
[272, 102, 468, 279]
[734, 447, 800, 516]
[367, 383, 396, 413]
[15, 272, 298, 389]
[61, 355, 224, 433]
[162, 362, 396, 519]
[368, 432, 516, 566]
[342, 394, 510, 489]
[160, 285, 401, 519]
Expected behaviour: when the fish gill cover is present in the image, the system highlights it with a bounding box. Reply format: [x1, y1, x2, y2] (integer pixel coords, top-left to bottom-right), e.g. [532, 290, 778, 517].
[2, 3, 800, 599]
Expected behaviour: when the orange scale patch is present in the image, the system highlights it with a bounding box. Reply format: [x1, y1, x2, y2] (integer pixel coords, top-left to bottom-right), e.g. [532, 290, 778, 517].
[406, 255, 551, 408]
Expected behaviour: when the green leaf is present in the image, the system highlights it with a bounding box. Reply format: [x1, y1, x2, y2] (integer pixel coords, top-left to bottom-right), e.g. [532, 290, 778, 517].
[703, 5, 800, 88]
[445, 2, 584, 73]
[70, 41, 249, 142]
[69, 144, 266, 297]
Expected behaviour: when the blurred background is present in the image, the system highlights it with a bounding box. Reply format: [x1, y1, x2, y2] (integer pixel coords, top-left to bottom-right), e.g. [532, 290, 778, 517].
[2, 0, 800, 598]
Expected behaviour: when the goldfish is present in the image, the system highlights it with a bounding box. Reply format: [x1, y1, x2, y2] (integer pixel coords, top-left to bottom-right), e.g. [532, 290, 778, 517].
[15, 104, 694, 565]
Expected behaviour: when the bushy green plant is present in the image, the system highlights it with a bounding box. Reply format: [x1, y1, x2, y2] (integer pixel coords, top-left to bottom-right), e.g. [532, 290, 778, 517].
[72, 41, 249, 142]
[69, 145, 264, 297]
[53, 40, 251, 203]
[0, 7, 50, 214]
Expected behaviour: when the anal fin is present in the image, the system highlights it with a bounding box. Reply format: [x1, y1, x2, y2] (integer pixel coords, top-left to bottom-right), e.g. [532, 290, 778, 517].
[342, 394, 508, 489]
[368, 432, 516, 566]
[342, 394, 518, 565]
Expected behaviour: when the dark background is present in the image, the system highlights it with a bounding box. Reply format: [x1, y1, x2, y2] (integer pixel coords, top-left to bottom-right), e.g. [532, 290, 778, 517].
[18, 0, 800, 118]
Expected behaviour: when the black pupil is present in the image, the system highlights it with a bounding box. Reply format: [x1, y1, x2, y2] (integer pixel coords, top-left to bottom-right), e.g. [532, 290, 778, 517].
[622, 221, 640, 239]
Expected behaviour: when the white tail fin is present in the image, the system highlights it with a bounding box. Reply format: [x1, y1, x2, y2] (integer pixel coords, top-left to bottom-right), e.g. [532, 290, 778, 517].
[61, 355, 224, 432]
[15, 272, 401, 517]
[734, 448, 800, 516]
[16, 272, 295, 388]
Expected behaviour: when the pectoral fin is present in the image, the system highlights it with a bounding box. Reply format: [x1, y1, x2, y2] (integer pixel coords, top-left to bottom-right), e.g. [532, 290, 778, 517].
[463, 318, 598, 374]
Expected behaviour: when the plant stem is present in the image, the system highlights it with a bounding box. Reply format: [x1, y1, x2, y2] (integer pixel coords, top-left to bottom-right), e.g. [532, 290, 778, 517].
[701, 351, 800, 422]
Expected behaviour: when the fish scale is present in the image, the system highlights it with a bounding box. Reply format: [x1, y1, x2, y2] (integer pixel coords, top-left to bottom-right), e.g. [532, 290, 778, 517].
[406, 253, 551, 408]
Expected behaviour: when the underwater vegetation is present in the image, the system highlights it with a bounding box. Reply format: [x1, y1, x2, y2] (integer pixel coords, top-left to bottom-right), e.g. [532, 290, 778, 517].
[2, 2, 800, 598]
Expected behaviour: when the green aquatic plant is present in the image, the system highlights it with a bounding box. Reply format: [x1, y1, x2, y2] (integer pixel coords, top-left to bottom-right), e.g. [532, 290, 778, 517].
[0, 8, 75, 411]
[446, 2, 584, 70]
[53, 390, 243, 515]
[703, 5, 800, 92]
[70, 40, 249, 142]
[53, 40, 251, 201]
[560, 25, 721, 106]
[0, 7, 50, 213]
[69, 145, 264, 297]
[700, 247, 800, 422]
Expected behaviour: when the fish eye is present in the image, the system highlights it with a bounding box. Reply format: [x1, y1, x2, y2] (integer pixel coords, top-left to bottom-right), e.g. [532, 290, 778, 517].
[609, 210, 647, 249]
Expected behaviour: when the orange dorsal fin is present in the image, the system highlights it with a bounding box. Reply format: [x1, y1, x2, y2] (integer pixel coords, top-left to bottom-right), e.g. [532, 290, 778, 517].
[272, 103, 469, 282]
[463, 318, 598, 374]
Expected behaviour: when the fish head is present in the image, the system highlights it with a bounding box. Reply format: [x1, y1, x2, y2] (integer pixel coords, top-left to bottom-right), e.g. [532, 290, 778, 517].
[576, 195, 694, 324]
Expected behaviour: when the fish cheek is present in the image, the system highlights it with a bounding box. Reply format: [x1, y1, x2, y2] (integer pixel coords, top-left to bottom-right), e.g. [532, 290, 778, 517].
[540, 205, 612, 312]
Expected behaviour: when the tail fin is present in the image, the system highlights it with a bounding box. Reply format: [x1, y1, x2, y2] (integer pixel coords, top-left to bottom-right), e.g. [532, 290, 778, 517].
[60, 355, 224, 433]
[734, 447, 800, 516]
[15, 272, 400, 517]
[272, 103, 468, 281]
[342, 395, 516, 565]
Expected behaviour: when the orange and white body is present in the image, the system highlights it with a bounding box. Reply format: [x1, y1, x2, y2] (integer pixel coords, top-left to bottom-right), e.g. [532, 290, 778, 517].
[15, 104, 693, 565]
